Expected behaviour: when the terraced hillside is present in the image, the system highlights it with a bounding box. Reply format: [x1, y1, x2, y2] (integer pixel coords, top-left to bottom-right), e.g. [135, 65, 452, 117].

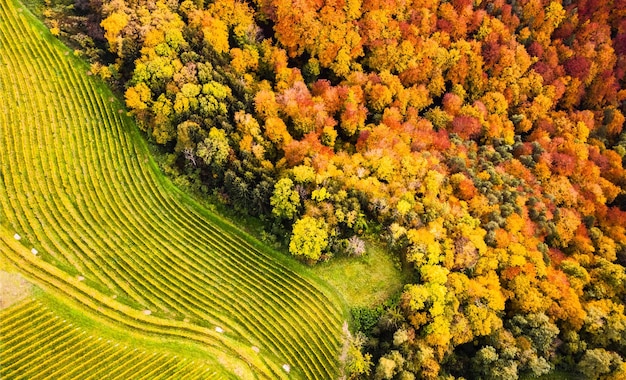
[0, 299, 220, 379]
[0, 0, 346, 378]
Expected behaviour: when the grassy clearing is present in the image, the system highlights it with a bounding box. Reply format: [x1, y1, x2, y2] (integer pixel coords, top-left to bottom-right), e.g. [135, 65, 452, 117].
[312, 241, 409, 308]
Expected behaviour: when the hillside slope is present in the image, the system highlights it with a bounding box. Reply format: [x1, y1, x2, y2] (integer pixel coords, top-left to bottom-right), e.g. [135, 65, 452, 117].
[0, 0, 346, 378]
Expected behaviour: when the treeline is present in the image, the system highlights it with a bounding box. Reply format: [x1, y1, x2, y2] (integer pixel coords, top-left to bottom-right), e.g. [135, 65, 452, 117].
[48, 0, 626, 378]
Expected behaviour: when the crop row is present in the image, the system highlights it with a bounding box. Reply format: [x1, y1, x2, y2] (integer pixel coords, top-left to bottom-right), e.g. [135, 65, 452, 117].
[0, 58, 326, 376]
[0, 0, 344, 378]
[0, 0, 342, 326]
[0, 7, 342, 332]
[0, 229, 286, 378]
[0, 299, 220, 380]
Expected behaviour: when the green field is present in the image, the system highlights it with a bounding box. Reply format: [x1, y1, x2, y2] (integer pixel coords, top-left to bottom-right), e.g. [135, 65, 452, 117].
[312, 242, 408, 308]
[0, 0, 346, 378]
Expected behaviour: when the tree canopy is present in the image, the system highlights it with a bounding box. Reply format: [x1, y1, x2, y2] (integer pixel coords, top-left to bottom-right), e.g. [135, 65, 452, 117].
[47, 0, 626, 377]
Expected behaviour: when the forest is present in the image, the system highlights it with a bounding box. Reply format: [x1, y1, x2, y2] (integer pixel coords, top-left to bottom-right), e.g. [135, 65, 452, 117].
[42, 0, 626, 378]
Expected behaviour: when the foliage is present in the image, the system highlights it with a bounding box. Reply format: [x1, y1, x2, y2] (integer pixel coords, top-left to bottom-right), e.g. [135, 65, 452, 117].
[289, 216, 329, 262]
[55, 0, 626, 377]
[577, 349, 624, 380]
[341, 325, 374, 380]
[351, 306, 385, 336]
[270, 178, 300, 220]
[0, 1, 346, 378]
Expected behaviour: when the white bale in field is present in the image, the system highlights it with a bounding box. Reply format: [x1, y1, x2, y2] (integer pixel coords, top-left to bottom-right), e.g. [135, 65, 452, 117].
[215, 326, 224, 333]
[251, 346, 260, 353]
[31, 248, 38, 255]
[143, 309, 151, 315]
[282, 364, 291, 373]
[14, 233, 21, 240]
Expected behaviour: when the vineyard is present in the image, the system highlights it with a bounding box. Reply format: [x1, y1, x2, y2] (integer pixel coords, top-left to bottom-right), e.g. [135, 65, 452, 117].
[0, 299, 220, 379]
[0, 0, 346, 378]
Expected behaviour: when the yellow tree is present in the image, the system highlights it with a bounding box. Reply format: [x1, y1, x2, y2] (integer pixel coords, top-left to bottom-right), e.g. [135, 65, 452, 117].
[289, 216, 329, 263]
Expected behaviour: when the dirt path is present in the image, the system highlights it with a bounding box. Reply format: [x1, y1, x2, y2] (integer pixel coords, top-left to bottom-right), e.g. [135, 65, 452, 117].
[0, 271, 32, 310]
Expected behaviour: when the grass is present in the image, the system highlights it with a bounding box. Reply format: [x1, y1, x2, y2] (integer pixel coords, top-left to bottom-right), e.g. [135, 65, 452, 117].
[0, 296, 223, 379]
[0, 0, 347, 377]
[312, 241, 409, 308]
[36, 289, 231, 364]
[0, 230, 264, 378]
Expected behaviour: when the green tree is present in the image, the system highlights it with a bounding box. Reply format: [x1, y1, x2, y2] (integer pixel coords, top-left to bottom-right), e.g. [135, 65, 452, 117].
[174, 82, 201, 115]
[196, 128, 230, 168]
[509, 313, 559, 356]
[472, 346, 519, 380]
[270, 178, 300, 220]
[374, 356, 397, 380]
[198, 81, 231, 118]
[578, 349, 622, 380]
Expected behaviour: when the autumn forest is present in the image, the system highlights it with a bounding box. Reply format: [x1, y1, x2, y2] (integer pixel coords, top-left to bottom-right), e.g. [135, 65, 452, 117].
[39, 0, 626, 378]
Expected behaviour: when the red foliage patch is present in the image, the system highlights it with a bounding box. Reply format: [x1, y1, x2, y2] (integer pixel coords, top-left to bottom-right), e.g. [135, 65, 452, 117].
[451, 115, 482, 140]
[553, 21, 576, 40]
[548, 249, 566, 266]
[355, 129, 371, 152]
[433, 129, 451, 150]
[452, 0, 472, 12]
[607, 207, 626, 228]
[513, 142, 533, 157]
[527, 41, 544, 58]
[502, 266, 522, 281]
[436, 18, 454, 34]
[532, 61, 555, 83]
[482, 40, 501, 66]
[614, 33, 626, 55]
[456, 178, 477, 200]
[550, 152, 576, 176]
[563, 56, 591, 80]
[443, 93, 463, 115]
[588, 145, 609, 171]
